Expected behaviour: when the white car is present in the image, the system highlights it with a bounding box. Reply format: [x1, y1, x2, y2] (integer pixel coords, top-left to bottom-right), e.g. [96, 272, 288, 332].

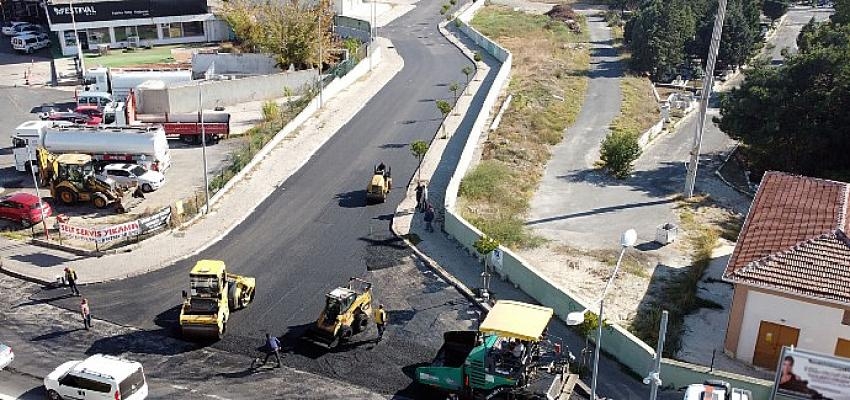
[99, 163, 165, 193]
[44, 354, 148, 400]
[2, 21, 30, 36]
[684, 380, 752, 400]
[0, 342, 13, 370]
[11, 32, 50, 54]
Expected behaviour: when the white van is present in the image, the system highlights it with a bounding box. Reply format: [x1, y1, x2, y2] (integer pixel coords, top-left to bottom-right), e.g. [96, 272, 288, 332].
[44, 354, 148, 400]
[76, 91, 114, 109]
[11, 32, 50, 54]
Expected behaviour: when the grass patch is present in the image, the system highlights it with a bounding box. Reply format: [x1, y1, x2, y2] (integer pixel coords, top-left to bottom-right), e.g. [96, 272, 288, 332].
[629, 196, 722, 356]
[460, 6, 590, 249]
[610, 75, 660, 138]
[84, 45, 183, 68]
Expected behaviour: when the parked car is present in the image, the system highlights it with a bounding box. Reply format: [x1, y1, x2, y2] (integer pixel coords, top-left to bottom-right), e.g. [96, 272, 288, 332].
[684, 380, 752, 400]
[11, 32, 50, 54]
[2, 21, 29, 36]
[0, 342, 13, 370]
[0, 192, 52, 227]
[7, 23, 41, 37]
[98, 163, 165, 192]
[44, 354, 148, 400]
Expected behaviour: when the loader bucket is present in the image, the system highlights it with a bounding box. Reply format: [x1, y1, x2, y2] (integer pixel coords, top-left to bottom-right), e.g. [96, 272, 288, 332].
[302, 325, 337, 349]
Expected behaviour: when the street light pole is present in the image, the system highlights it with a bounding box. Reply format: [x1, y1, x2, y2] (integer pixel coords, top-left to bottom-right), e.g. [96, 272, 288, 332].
[69, 0, 85, 73]
[646, 310, 669, 400]
[684, 0, 728, 198]
[198, 83, 210, 213]
[317, 6, 324, 108]
[567, 229, 637, 400]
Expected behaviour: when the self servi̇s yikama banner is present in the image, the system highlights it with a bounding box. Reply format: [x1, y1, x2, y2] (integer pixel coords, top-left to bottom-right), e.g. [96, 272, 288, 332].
[58, 220, 140, 244]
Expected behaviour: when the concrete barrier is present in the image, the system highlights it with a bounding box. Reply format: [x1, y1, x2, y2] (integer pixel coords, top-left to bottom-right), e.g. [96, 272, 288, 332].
[439, 4, 774, 398]
[192, 53, 281, 77]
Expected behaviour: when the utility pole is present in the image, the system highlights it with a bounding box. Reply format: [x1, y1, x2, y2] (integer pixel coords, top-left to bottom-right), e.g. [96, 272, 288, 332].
[317, 7, 324, 108]
[646, 310, 669, 400]
[69, 0, 85, 74]
[684, 0, 728, 198]
[198, 83, 210, 213]
[27, 147, 50, 239]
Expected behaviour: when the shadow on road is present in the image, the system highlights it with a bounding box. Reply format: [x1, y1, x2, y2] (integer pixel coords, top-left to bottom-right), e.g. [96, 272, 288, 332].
[395, 362, 438, 399]
[525, 198, 677, 226]
[336, 190, 368, 208]
[32, 328, 83, 341]
[84, 306, 203, 356]
[8, 253, 81, 268]
[13, 290, 76, 309]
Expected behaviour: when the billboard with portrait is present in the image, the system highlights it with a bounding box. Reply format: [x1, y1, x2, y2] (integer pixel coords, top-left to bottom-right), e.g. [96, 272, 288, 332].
[772, 347, 850, 400]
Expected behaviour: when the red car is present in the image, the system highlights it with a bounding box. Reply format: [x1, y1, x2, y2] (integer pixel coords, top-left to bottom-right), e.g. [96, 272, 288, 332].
[0, 192, 52, 227]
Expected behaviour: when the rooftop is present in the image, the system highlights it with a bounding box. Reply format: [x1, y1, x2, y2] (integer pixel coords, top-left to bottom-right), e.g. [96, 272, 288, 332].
[723, 171, 850, 304]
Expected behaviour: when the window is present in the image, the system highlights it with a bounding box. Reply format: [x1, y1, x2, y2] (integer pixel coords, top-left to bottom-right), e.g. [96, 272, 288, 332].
[182, 21, 204, 37]
[163, 23, 182, 38]
[843, 310, 850, 325]
[63, 31, 77, 47]
[136, 24, 157, 41]
[74, 376, 111, 393]
[119, 367, 146, 398]
[86, 27, 110, 45]
[114, 26, 135, 42]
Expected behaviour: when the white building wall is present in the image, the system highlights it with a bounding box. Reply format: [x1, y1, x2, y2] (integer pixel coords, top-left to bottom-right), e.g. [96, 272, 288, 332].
[737, 289, 850, 363]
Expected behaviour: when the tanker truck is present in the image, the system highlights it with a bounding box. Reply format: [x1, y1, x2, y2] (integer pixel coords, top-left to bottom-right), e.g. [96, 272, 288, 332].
[84, 67, 192, 102]
[12, 120, 171, 173]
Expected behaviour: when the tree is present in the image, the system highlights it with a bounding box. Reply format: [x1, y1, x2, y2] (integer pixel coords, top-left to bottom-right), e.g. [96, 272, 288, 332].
[692, 0, 760, 71]
[474, 52, 483, 62]
[599, 131, 642, 178]
[222, 0, 334, 70]
[436, 99, 453, 137]
[762, 0, 789, 24]
[832, 0, 850, 25]
[626, 0, 696, 80]
[461, 65, 474, 94]
[410, 140, 429, 182]
[473, 235, 500, 282]
[448, 82, 460, 107]
[717, 21, 850, 179]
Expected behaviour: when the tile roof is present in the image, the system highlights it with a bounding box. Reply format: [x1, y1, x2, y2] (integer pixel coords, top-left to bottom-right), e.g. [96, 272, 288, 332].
[723, 171, 850, 304]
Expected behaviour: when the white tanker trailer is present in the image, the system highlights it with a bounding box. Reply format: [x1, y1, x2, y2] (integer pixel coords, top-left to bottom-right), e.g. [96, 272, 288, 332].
[12, 120, 171, 173]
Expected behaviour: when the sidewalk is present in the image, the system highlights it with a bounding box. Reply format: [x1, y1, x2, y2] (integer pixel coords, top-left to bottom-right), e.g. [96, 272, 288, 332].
[0, 37, 403, 285]
[391, 17, 675, 400]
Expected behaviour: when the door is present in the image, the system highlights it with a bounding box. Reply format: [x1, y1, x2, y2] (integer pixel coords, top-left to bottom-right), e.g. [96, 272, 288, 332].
[77, 31, 89, 52]
[753, 321, 800, 368]
[836, 338, 850, 359]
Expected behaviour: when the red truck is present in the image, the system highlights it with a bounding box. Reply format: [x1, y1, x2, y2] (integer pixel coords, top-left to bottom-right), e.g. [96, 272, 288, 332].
[102, 90, 230, 145]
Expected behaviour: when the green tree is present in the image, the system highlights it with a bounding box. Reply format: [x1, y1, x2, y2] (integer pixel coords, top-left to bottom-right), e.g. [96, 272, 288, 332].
[762, 0, 789, 24]
[462, 65, 474, 94]
[449, 82, 460, 106]
[832, 0, 850, 25]
[436, 99, 453, 136]
[718, 22, 850, 179]
[626, 0, 696, 80]
[599, 131, 642, 178]
[473, 235, 500, 276]
[410, 140, 430, 182]
[692, 0, 760, 70]
[222, 0, 334, 69]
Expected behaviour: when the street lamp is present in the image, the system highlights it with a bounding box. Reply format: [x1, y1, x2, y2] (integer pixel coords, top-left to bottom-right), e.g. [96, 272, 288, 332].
[197, 82, 210, 213]
[68, 0, 85, 74]
[566, 228, 637, 400]
[644, 310, 669, 400]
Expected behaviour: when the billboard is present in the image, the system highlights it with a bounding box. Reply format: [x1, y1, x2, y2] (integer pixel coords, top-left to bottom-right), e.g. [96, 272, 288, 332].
[772, 347, 850, 400]
[59, 220, 141, 243]
[46, 0, 208, 24]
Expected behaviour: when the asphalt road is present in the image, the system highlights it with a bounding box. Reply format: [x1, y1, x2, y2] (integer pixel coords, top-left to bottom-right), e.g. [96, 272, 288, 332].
[35, 0, 488, 397]
[767, 5, 833, 64]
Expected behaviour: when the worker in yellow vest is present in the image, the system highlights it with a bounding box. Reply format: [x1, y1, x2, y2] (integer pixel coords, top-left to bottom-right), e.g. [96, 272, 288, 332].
[374, 304, 387, 342]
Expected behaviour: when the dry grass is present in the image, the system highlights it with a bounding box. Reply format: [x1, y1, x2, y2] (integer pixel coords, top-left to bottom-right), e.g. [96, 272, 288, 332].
[610, 75, 660, 137]
[554, 245, 654, 278]
[460, 6, 590, 248]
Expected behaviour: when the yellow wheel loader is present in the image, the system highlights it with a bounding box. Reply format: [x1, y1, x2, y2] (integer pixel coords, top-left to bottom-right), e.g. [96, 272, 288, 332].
[179, 260, 256, 340]
[366, 163, 392, 204]
[36, 147, 142, 213]
[303, 277, 373, 348]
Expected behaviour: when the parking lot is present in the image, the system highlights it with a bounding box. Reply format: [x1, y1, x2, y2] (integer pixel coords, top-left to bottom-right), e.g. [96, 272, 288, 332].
[0, 36, 246, 236]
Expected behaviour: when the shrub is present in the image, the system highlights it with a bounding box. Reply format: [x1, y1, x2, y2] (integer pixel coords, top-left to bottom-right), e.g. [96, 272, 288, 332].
[599, 131, 641, 178]
[261, 100, 280, 122]
[474, 51, 483, 62]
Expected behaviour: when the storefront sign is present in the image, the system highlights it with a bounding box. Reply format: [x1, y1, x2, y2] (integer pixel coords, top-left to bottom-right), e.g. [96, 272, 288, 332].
[59, 220, 141, 243]
[47, 0, 208, 24]
[772, 347, 850, 400]
[138, 207, 172, 234]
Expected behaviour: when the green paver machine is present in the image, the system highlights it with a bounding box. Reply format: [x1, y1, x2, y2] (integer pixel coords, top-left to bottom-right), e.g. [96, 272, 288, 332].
[415, 300, 574, 399]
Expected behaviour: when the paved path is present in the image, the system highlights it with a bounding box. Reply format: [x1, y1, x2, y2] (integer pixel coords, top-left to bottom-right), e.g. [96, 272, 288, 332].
[767, 5, 833, 65]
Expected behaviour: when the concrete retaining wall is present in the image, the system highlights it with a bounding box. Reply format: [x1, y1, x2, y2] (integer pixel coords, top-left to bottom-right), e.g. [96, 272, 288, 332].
[637, 119, 664, 148]
[192, 53, 281, 77]
[439, 3, 774, 397]
[139, 69, 318, 114]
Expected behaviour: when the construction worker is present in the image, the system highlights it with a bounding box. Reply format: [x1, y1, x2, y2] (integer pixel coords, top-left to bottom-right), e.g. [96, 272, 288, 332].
[263, 333, 282, 368]
[374, 304, 387, 342]
[80, 298, 92, 329]
[64, 267, 79, 296]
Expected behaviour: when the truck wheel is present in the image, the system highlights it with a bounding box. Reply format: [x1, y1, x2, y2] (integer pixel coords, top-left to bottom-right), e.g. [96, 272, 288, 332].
[93, 196, 108, 209]
[353, 313, 368, 334]
[57, 188, 77, 205]
[142, 183, 153, 192]
[338, 326, 353, 343]
[20, 218, 32, 228]
[180, 135, 194, 144]
[46, 389, 62, 400]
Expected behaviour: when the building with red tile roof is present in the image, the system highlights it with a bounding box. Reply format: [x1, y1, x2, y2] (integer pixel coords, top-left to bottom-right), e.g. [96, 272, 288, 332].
[723, 172, 850, 368]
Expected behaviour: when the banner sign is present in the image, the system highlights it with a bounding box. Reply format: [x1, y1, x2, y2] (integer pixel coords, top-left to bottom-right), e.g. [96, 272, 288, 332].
[46, 0, 208, 24]
[138, 207, 172, 234]
[772, 347, 850, 400]
[59, 220, 141, 243]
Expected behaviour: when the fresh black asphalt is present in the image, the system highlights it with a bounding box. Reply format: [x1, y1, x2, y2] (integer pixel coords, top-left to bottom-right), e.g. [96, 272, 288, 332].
[37, 0, 496, 397]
